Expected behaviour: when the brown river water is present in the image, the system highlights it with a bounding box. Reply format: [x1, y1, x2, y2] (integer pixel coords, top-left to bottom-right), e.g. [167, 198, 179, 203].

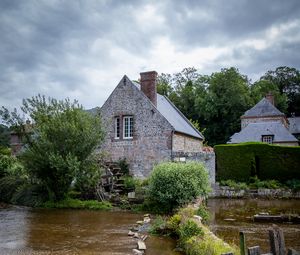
[207, 198, 300, 253]
[0, 199, 299, 254]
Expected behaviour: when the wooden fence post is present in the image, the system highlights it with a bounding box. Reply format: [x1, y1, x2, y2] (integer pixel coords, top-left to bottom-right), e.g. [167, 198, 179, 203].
[268, 225, 286, 255]
[240, 231, 246, 255]
[248, 246, 261, 255]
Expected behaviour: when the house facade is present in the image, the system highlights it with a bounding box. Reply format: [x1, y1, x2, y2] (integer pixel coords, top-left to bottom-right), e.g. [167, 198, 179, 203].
[99, 71, 205, 178]
[228, 93, 299, 146]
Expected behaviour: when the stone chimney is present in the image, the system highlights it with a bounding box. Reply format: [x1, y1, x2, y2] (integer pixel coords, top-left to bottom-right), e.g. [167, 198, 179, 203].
[140, 71, 158, 107]
[265, 92, 274, 105]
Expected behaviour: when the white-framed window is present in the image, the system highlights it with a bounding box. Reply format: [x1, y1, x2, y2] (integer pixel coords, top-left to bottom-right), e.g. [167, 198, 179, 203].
[114, 117, 120, 139]
[123, 116, 133, 139]
[262, 135, 273, 144]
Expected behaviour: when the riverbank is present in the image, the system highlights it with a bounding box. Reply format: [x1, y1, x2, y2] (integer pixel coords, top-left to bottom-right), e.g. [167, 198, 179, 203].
[213, 184, 300, 199]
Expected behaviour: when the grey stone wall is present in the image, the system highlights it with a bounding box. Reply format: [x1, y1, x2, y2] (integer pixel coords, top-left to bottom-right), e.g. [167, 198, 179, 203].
[100, 76, 173, 178]
[172, 151, 216, 185]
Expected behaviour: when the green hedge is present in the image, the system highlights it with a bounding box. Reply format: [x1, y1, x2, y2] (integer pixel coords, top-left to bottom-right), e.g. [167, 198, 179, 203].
[215, 142, 300, 182]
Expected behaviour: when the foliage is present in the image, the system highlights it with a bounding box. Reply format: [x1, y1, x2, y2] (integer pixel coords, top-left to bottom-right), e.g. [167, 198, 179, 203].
[178, 219, 204, 245]
[248, 176, 281, 189]
[0, 124, 10, 147]
[157, 65, 300, 146]
[0, 175, 28, 203]
[148, 162, 210, 213]
[1, 95, 105, 201]
[250, 79, 288, 113]
[118, 157, 129, 175]
[149, 216, 169, 235]
[215, 143, 300, 182]
[195, 205, 211, 225]
[286, 179, 300, 191]
[167, 214, 182, 232]
[219, 179, 248, 190]
[260, 66, 300, 116]
[42, 198, 112, 210]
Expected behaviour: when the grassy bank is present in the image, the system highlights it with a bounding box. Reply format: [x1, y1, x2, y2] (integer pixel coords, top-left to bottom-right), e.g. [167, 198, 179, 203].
[150, 206, 238, 255]
[42, 198, 112, 210]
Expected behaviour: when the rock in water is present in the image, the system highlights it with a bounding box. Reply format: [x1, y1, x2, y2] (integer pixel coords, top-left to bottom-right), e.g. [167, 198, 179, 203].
[137, 240, 146, 250]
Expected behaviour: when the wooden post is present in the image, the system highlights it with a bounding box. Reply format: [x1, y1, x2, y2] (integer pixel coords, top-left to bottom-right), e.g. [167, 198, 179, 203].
[240, 231, 246, 255]
[248, 246, 261, 255]
[268, 225, 286, 255]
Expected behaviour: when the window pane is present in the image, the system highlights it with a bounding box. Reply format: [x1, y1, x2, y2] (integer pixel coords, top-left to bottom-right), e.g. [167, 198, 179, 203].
[115, 117, 120, 138]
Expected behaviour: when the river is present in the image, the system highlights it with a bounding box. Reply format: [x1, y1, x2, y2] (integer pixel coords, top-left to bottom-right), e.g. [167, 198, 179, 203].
[0, 199, 299, 254]
[207, 198, 300, 253]
[0, 206, 180, 255]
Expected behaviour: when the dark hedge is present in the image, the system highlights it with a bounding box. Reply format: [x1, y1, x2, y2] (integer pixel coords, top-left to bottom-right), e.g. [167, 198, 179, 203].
[215, 142, 300, 182]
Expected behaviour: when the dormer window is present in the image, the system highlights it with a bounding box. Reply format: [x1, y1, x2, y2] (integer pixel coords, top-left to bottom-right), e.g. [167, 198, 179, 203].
[262, 135, 273, 144]
[123, 116, 133, 139]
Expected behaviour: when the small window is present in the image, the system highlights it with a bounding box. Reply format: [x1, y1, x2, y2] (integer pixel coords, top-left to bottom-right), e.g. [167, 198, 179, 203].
[123, 116, 133, 139]
[262, 135, 273, 144]
[114, 117, 120, 139]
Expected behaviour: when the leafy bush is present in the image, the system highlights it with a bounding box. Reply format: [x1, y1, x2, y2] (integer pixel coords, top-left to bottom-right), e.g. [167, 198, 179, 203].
[249, 176, 281, 189]
[286, 179, 300, 191]
[219, 179, 248, 190]
[178, 219, 204, 245]
[148, 162, 210, 213]
[118, 158, 129, 175]
[11, 183, 49, 207]
[0, 175, 27, 203]
[149, 216, 168, 235]
[196, 205, 210, 225]
[167, 214, 182, 232]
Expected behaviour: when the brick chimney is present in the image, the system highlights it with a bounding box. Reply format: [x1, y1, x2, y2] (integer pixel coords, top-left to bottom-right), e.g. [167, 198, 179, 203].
[140, 71, 158, 107]
[265, 92, 274, 105]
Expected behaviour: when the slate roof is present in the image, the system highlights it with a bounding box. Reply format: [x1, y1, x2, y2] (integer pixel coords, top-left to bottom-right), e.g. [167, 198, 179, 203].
[156, 94, 203, 139]
[288, 117, 300, 134]
[131, 81, 203, 139]
[242, 98, 285, 118]
[228, 121, 298, 143]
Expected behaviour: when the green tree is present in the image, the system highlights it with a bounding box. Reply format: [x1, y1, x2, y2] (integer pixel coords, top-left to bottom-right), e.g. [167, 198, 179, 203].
[260, 66, 300, 116]
[0, 95, 104, 200]
[202, 67, 252, 145]
[0, 124, 10, 148]
[250, 79, 288, 113]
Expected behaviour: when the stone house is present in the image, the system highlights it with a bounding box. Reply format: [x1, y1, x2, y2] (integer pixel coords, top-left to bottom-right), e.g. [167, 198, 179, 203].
[228, 93, 299, 146]
[99, 71, 206, 178]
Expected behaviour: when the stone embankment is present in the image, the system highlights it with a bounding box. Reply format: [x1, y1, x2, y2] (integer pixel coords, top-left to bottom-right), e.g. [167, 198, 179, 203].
[128, 214, 151, 255]
[213, 184, 300, 199]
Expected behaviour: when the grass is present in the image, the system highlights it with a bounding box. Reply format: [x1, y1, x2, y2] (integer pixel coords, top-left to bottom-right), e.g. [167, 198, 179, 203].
[42, 198, 112, 210]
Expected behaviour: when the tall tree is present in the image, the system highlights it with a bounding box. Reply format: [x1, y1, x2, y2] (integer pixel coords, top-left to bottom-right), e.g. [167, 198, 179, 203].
[260, 66, 300, 116]
[250, 79, 288, 113]
[202, 67, 252, 145]
[0, 95, 104, 200]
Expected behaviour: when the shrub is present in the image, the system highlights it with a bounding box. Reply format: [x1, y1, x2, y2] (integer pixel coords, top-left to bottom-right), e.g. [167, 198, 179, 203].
[219, 179, 248, 190]
[148, 162, 210, 213]
[178, 219, 204, 246]
[215, 143, 300, 182]
[286, 179, 300, 191]
[118, 158, 129, 175]
[0, 175, 27, 203]
[149, 216, 168, 235]
[167, 214, 182, 232]
[196, 205, 210, 225]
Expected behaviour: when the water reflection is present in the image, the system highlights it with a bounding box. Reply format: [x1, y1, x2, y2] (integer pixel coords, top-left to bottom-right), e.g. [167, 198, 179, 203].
[207, 199, 300, 253]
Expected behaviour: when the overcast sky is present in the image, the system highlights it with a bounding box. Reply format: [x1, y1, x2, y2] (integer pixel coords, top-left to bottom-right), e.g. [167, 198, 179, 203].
[1, 0, 300, 110]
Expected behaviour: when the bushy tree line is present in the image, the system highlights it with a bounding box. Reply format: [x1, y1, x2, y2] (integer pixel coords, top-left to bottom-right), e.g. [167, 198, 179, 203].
[0, 95, 104, 203]
[157, 66, 300, 145]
